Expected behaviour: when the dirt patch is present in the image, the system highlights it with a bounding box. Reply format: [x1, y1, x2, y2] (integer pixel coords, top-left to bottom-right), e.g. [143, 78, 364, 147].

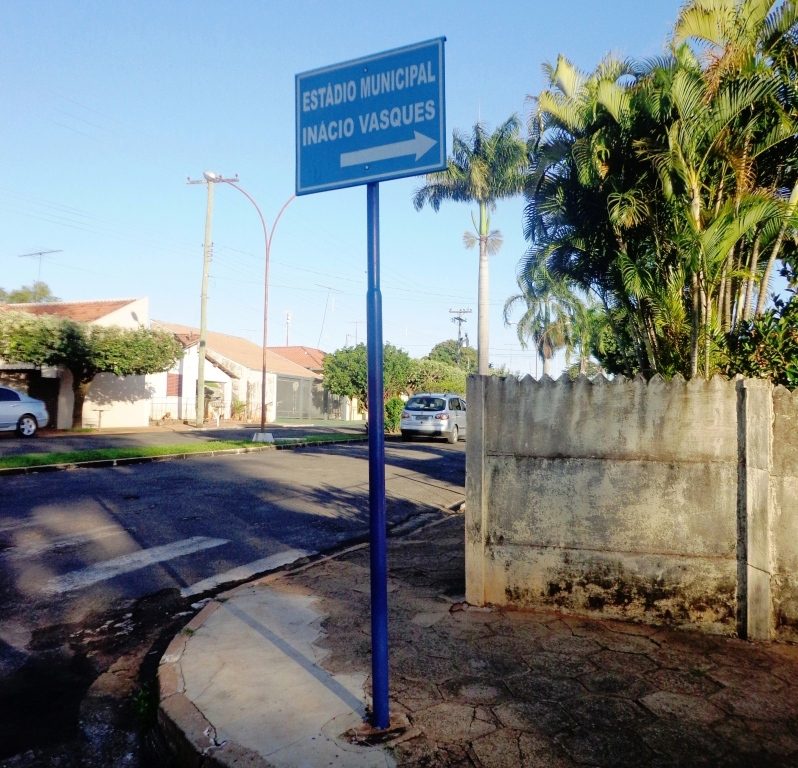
[0, 589, 192, 767]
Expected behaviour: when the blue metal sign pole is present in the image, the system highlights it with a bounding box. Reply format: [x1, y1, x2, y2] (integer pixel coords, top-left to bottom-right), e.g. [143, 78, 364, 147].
[366, 181, 389, 729]
[295, 38, 446, 732]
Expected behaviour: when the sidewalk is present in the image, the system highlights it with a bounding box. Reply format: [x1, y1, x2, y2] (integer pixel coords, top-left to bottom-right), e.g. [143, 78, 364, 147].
[158, 513, 798, 768]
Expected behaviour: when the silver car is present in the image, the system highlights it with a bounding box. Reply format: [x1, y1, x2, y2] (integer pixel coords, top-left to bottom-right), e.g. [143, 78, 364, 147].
[400, 393, 466, 443]
[0, 385, 49, 437]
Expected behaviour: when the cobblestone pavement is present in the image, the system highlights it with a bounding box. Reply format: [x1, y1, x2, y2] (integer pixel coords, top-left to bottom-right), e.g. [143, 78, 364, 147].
[296, 513, 798, 767]
[163, 511, 798, 767]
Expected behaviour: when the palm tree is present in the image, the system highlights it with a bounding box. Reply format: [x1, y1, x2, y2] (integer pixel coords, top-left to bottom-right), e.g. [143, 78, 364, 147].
[522, 2, 798, 379]
[504, 261, 574, 377]
[672, 0, 798, 322]
[413, 117, 528, 374]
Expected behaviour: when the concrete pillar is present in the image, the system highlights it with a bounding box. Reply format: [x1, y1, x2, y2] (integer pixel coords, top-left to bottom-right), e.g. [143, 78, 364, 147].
[736, 378, 774, 640]
[465, 375, 487, 605]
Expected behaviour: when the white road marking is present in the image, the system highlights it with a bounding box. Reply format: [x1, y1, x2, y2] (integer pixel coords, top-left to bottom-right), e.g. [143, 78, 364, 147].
[7, 525, 122, 559]
[0, 519, 39, 534]
[181, 548, 314, 598]
[43, 536, 229, 594]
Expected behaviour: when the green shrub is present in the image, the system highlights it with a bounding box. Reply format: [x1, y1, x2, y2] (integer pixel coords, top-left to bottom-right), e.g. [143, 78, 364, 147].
[384, 396, 405, 433]
[726, 290, 798, 387]
[231, 398, 247, 420]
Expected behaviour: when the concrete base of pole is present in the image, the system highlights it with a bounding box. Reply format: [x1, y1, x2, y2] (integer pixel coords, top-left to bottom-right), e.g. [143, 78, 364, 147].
[252, 432, 275, 443]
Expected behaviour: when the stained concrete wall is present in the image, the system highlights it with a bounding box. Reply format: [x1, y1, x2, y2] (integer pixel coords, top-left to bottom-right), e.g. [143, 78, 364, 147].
[465, 374, 798, 640]
[772, 386, 798, 641]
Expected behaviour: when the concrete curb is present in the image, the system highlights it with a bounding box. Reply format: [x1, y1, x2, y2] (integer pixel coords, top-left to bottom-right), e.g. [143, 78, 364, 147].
[0, 436, 368, 477]
[157, 507, 464, 767]
[158, 601, 277, 768]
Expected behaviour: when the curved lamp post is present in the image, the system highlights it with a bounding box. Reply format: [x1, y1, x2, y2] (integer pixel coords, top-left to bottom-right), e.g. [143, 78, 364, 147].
[204, 172, 295, 431]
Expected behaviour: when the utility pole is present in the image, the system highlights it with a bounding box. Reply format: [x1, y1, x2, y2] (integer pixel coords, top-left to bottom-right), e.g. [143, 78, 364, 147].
[449, 308, 472, 365]
[349, 319, 364, 346]
[188, 171, 237, 427]
[285, 311, 291, 346]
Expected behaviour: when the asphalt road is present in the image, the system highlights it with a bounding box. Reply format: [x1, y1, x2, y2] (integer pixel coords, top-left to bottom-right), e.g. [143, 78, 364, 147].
[0, 438, 465, 764]
[1, 438, 464, 625]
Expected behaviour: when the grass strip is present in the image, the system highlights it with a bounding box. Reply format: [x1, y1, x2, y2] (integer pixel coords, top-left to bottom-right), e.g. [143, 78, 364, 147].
[0, 433, 367, 470]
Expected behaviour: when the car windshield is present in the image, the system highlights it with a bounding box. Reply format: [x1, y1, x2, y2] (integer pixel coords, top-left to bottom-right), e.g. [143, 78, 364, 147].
[405, 397, 446, 411]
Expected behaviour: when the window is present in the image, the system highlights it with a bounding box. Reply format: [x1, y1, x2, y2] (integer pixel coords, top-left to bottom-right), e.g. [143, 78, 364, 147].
[166, 373, 182, 397]
[405, 397, 446, 411]
[0, 387, 20, 402]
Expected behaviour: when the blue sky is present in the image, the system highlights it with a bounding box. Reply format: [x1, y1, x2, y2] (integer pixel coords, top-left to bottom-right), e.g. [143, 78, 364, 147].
[2, 0, 686, 376]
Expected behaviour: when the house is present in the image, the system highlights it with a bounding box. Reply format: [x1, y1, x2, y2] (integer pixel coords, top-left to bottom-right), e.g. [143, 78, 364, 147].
[267, 346, 326, 375]
[0, 298, 352, 429]
[152, 324, 350, 423]
[0, 298, 153, 429]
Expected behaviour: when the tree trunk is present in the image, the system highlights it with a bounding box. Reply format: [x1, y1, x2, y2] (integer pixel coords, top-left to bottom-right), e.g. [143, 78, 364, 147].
[71, 379, 90, 429]
[755, 180, 798, 317]
[477, 200, 490, 375]
[741, 235, 761, 322]
[689, 187, 702, 378]
[690, 273, 700, 378]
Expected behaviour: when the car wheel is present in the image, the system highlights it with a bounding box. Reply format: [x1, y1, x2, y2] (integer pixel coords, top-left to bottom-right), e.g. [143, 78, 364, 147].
[447, 425, 459, 444]
[17, 414, 39, 438]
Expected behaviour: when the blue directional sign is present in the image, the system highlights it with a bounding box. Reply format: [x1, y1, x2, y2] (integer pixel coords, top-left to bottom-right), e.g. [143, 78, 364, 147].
[296, 38, 446, 195]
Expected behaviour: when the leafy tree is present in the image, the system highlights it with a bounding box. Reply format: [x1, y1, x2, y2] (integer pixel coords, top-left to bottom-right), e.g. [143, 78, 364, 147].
[0, 281, 60, 304]
[407, 358, 467, 395]
[566, 359, 605, 380]
[414, 117, 528, 374]
[0, 311, 182, 427]
[505, 261, 573, 377]
[322, 343, 412, 410]
[427, 339, 477, 372]
[726, 289, 798, 386]
[521, 0, 798, 382]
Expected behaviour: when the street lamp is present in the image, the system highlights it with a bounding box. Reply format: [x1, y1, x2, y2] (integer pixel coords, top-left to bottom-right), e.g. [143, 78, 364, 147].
[209, 174, 295, 432]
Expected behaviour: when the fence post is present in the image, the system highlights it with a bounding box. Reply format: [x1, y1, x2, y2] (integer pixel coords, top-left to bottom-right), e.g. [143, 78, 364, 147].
[465, 374, 488, 605]
[736, 378, 774, 640]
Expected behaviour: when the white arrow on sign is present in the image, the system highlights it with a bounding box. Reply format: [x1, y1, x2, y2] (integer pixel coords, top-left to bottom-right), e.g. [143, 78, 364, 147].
[340, 131, 438, 168]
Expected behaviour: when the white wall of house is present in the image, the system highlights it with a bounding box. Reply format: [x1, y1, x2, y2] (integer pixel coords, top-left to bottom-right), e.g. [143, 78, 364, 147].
[84, 372, 151, 428]
[49, 298, 161, 429]
[203, 349, 278, 423]
[56, 369, 152, 429]
[92, 297, 149, 330]
[71, 297, 156, 428]
[149, 345, 233, 422]
[244, 370, 277, 423]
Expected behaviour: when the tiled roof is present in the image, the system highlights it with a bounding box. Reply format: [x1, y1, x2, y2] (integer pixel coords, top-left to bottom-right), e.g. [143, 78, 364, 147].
[155, 321, 319, 379]
[267, 346, 326, 371]
[0, 299, 135, 323]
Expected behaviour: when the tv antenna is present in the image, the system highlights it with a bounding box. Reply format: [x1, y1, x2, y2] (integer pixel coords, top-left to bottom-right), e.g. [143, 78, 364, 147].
[17, 249, 64, 282]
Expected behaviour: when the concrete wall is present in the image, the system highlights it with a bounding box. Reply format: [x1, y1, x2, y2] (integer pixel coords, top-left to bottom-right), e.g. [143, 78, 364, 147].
[466, 374, 798, 641]
[772, 386, 798, 641]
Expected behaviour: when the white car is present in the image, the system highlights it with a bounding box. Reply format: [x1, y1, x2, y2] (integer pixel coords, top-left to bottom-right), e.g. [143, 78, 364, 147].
[400, 393, 466, 443]
[0, 386, 49, 437]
